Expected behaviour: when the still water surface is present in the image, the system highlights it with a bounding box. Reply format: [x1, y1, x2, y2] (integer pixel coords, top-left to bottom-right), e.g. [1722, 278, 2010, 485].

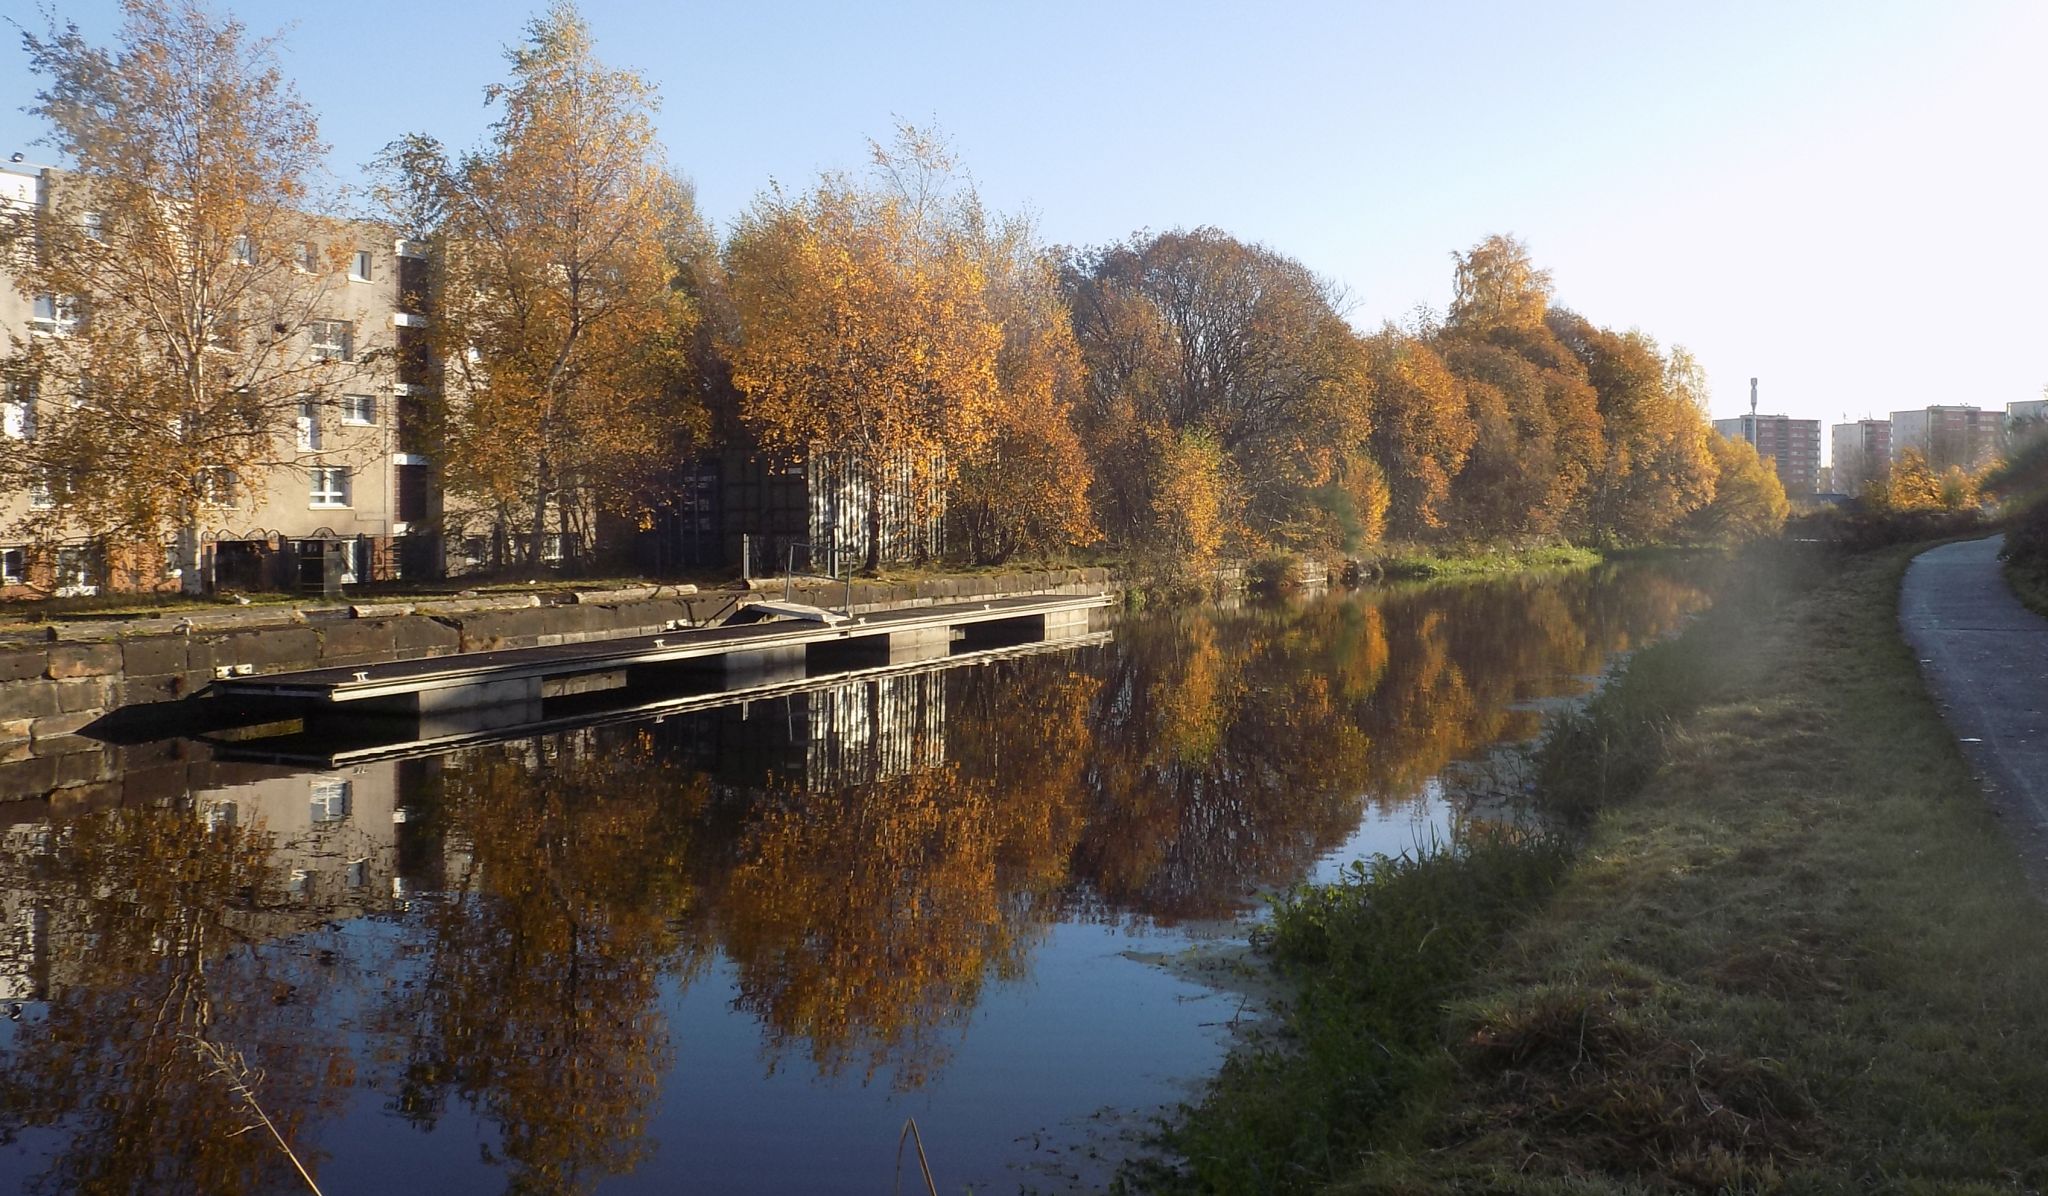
[0, 564, 1708, 1194]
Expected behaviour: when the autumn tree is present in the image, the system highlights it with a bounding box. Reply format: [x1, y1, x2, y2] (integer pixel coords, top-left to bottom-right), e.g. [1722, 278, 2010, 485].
[947, 210, 1098, 564]
[378, 3, 703, 568]
[1, 0, 372, 593]
[1149, 430, 1236, 572]
[1364, 329, 1475, 537]
[1689, 433, 1789, 542]
[1449, 233, 1553, 336]
[1063, 228, 1374, 557]
[1438, 235, 1599, 539]
[723, 127, 1002, 573]
[1548, 313, 1717, 543]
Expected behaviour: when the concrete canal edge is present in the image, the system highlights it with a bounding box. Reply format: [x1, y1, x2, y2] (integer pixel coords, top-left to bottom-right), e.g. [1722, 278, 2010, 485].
[0, 566, 1117, 806]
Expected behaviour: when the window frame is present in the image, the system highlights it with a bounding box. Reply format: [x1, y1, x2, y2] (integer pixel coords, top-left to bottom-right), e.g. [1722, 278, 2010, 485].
[197, 466, 237, 507]
[29, 293, 78, 335]
[308, 320, 353, 362]
[296, 397, 322, 451]
[348, 250, 373, 282]
[2, 381, 34, 441]
[53, 544, 98, 597]
[310, 778, 352, 824]
[341, 393, 377, 426]
[309, 466, 351, 509]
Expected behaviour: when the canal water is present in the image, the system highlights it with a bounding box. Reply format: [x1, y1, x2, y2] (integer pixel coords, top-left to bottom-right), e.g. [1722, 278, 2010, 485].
[0, 562, 1709, 1195]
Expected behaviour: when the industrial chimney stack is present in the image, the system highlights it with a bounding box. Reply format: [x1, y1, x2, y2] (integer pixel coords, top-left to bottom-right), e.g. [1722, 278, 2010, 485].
[1750, 377, 1758, 417]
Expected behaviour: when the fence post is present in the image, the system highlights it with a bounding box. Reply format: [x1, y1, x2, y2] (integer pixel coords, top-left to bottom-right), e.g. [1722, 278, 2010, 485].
[741, 532, 752, 584]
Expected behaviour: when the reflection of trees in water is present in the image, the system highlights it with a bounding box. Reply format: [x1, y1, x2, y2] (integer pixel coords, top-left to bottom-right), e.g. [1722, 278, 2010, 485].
[380, 731, 708, 1195]
[1065, 567, 1706, 922]
[0, 807, 352, 1195]
[710, 664, 1105, 1088]
[0, 565, 1711, 1188]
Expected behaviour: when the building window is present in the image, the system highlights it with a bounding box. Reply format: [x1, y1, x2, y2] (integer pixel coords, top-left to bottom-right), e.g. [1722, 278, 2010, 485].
[298, 241, 319, 272]
[309, 320, 352, 362]
[0, 547, 24, 586]
[349, 250, 372, 282]
[54, 545, 97, 597]
[29, 294, 77, 335]
[341, 394, 376, 425]
[2, 381, 33, 441]
[198, 466, 236, 506]
[310, 466, 350, 508]
[28, 471, 55, 509]
[82, 211, 104, 242]
[345, 858, 369, 888]
[310, 778, 352, 824]
[296, 397, 321, 451]
[232, 234, 253, 265]
[205, 801, 238, 834]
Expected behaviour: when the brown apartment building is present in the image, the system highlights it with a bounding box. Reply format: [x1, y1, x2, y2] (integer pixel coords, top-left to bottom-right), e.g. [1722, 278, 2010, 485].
[0, 162, 439, 598]
[1713, 412, 1822, 496]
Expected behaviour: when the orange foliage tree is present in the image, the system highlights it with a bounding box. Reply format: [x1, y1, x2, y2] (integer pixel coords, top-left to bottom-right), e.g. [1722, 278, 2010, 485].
[378, 3, 704, 567]
[1365, 329, 1476, 537]
[1691, 433, 1790, 542]
[1438, 235, 1598, 539]
[1549, 313, 1718, 543]
[723, 127, 1003, 573]
[948, 211, 1099, 564]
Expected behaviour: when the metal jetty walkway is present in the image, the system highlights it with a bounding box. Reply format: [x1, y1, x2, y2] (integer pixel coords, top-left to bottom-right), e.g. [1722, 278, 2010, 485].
[209, 593, 1110, 717]
[207, 631, 1113, 769]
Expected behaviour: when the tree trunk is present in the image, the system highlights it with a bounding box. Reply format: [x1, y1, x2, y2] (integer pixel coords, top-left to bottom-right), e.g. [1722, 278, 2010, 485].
[528, 457, 552, 576]
[176, 511, 205, 596]
[863, 475, 883, 576]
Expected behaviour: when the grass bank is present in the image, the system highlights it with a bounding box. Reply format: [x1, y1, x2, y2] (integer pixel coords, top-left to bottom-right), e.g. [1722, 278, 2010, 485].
[2009, 559, 2048, 618]
[1132, 541, 2048, 1192]
[1373, 543, 1603, 581]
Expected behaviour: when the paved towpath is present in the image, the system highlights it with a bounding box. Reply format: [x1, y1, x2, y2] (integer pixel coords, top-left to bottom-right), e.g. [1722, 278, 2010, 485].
[1899, 535, 2048, 889]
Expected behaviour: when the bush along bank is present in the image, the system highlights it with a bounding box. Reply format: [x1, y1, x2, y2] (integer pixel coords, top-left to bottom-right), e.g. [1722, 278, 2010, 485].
[1125, 540, 2048, 1193]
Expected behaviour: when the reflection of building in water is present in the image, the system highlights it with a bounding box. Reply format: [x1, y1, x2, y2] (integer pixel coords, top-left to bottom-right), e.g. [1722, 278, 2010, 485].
[0, 760, 410, 1002]
[802, 672, 946, 788]
[691, 671, 949, 792]
[0, 825, 52, 1000]
[194, 761, 404, 913]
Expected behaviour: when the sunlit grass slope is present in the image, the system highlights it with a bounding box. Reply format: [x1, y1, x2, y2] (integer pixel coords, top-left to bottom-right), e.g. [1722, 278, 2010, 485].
[1138, 542, 2048, 1192]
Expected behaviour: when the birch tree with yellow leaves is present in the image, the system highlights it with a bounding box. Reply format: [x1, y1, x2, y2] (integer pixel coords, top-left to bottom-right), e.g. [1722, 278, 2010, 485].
[2, 0, 363, 593]
[722, 129, 1004, 573]
[379, 3, 703, 568]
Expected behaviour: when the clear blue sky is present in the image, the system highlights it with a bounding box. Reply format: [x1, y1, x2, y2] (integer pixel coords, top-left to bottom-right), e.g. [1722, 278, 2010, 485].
[2, 0, 2042, 458]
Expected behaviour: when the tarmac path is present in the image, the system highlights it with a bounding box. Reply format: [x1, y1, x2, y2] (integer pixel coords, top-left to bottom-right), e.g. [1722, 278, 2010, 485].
[1899, 535, 2048, 891]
